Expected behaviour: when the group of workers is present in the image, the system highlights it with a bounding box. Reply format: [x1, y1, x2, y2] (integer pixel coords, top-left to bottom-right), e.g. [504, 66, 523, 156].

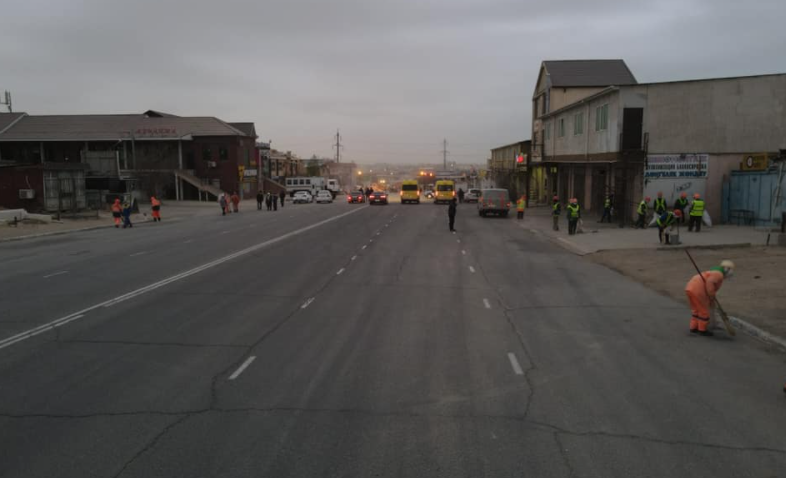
[255, 190, 287, 212]
[547, 196, 582, 235]
[110, 196, 162, 229]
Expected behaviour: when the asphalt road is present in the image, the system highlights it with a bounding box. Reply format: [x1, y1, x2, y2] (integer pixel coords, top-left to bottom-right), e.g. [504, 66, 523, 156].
[1, 196, 785, 477]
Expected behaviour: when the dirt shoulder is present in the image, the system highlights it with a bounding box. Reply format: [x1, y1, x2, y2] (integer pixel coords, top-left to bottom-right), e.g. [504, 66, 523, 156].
[587, 246, 786, 339]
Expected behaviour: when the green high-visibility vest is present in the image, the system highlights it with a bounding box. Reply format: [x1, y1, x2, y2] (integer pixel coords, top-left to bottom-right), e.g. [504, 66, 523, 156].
[675, 198, 688, 209]
[637, 201, 647, 215]
[654, 198, 666, 212]
[657, 212, 675, 228]
[604, 198, 611, 208]
[567, 204, 580, 218]
[552, 202, 561, 216]
[690, 199, 705, 217]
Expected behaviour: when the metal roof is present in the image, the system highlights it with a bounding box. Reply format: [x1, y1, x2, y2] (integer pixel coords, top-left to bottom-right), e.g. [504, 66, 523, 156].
[229, 122, 257, 138]
[0, 112, 26, 134]
[0, 114, 253, 141]
[543, 60, 637, 87]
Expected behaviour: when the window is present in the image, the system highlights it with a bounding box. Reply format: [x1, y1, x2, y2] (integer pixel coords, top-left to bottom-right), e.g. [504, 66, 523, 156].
[573, 113, 584, 135]
[557, 118, 565, 138]
[595, 104, 609, 131]
[299, 179, 305, 185]
[306, 179, 311, 185]
[219, 147, 228, 161]
[202, 147, 212, 161]
[544, 122, 551, 141]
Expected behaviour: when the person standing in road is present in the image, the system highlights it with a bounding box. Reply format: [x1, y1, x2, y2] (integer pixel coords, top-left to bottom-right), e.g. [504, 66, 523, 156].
[636, 197, 650, 229]
[111, 198, 122, 228]
[219, 193, 228, 216]
[272, 193, 278, 211]
[448, 197, 457, 232]
[656, 209, 680, 245]
[552, 195, 561, 231]
[458, 188, 465, 203]
[566, 198, 580, 235]
[654, 191, 667, 216]
[516, 195, 526, 220]
[685, 260, 735, 336]
[688, 193, 705, 233]
[256, 190, 264, 210]
[230, 192, 240, 213]
[279, 190, 286, 208]
[265, 192, 272, 211]
[674, 192, 689, 224]
[599, 193, 613, 223]
[150, 196, 162, 222]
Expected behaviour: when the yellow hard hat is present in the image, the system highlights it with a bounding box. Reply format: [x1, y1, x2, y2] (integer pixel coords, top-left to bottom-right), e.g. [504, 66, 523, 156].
[720, 260, 735, 277]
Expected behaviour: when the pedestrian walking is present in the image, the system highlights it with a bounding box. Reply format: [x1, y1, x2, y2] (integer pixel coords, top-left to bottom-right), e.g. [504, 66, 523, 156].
[654, 191, 667, 216]
[657, 210, 680, 245]
[674, 192, 689, 224]
[111, 198, 122, 228]
[599, 194, 613, 223]
[447, 197, 457, 232]
[516, 195, 526, 220]
[121, 201, 133, 228]
[566, 198, 580, 235]
[256, 190, 264, 210]
[551, 195, 561, 231]
[458, 188, 465, 203]
[272, 193, 278, 211]
[685, 260, 735, 336]
[219, 193, 228, 216]
[230, 192, 240, 213]
[265, 193, 272, 211]
[150, 196, 162, 222]
[636, 197, 650, 229]
[279, 190, 286, 208]
[688, 193, 705, 232]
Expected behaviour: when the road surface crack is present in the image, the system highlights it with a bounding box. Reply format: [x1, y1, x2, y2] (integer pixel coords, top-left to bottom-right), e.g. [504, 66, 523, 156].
[553, 431, 577, 477]
[111, 414, 191, 478]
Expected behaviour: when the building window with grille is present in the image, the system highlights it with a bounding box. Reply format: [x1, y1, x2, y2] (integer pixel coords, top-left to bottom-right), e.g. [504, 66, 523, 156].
[219, 147, 228, 161]
[595, 104, 609, 131]
[573, 113, 584, 135]
[202, 147, 212, 161]
[557, 118, 565, 138]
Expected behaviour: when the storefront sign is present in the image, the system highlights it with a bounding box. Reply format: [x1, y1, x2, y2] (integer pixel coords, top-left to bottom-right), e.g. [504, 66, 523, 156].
[645, 154, 708, 178]
[741, 154, 769, 171]
[243, 169, 257, 177]
[134, 127, 178, 137]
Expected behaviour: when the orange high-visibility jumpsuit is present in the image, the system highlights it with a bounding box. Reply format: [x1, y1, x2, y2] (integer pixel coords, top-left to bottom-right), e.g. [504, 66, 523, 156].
[150, 197, 161, 221]
[111, 199, 122, 227]
[685, 270, 724, 332]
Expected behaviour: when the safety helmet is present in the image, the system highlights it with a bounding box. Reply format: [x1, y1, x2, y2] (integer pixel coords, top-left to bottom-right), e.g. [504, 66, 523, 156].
[553, 195, 559, 201]
[570, 198, 577, 204]
[680, 192, 688, 198]
[694, 193, 701, 199]
[673, 209, 682, 217]
[720, 260, 735, 277]
[644, 196, 651, 202]
[657, 191, 663, 198]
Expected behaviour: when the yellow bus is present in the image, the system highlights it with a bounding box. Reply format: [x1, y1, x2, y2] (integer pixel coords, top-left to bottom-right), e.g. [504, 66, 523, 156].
[400, 180, 420, 204]
[434, 180, 455, 204]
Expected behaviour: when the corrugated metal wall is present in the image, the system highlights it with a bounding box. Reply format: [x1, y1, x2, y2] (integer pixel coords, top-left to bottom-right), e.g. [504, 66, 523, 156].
[723, 169, 785, 226]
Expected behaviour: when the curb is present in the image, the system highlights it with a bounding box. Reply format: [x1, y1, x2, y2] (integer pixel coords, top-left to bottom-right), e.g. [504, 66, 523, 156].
[729, 316, 786, 352]
[0, 217, 184, 243]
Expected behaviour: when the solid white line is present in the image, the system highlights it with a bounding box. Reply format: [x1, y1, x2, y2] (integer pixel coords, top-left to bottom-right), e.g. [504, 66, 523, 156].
[129, 251, 148, 257]
[336, 268, 345, 275]
[461, 250, 466, 255]
[361, 245, 367, 250]
[301, 297, 315, 309]
[483, 299, 491, 309]
[0, 206, 367, 351]
[54, 314, 84, 328]
[508, 353, 524, 375]
[228, 356, 256, 380]
[43, 270, 69, 279]
[469, 266, 476, 273]
[351, 255, 357, 261]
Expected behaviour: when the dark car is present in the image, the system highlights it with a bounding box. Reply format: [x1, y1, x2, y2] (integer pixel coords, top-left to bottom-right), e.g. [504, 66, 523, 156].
[347, 191, 365, 203]
[369, 191, 388, 205]
[477, 188, 511, 217]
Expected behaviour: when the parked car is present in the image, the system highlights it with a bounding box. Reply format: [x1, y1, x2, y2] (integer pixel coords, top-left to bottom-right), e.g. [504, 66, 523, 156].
[464, 188, 481, 203]
[315, 190, 334, 203]
[292, 191, 313, 204]
[347, 191, 365, 203]
[369, 191, 389, 205]
[477, 188, 510, 217]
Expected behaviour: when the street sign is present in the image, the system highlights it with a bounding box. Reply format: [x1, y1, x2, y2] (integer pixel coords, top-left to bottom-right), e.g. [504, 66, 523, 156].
[741, 154, 769, 171]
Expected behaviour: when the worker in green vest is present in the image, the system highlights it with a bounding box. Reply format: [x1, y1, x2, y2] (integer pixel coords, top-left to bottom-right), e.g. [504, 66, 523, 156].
[516, 195, 526, 220]
[599, 193, 614, 223]
[635, 197, 650, 229]
[654, 191, 667, 216]
[566, 198, 581, 235]
[657, 209, 681, 244]
[689, 193, 705, 232]
[552, 195, 561, 231]
[674, 192, 689, 224]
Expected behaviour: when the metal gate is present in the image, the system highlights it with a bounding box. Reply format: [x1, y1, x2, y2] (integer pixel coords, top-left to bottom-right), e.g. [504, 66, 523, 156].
[44, 171, 87, 212]
[723, 170, 785, 226]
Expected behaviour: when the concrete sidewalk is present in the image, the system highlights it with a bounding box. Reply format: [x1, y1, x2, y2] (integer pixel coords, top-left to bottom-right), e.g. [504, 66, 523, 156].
[0, 199, 259, 242]
[519, 206, 777, 255]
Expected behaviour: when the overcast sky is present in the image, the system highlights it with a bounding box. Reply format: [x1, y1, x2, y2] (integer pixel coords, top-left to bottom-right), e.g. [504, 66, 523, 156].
[2, 0, 785, 164]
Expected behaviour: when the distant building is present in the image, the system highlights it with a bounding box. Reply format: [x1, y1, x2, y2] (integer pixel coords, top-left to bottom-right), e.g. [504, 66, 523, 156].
[0, 110, 257, 211]
[489, 141, 530, 200]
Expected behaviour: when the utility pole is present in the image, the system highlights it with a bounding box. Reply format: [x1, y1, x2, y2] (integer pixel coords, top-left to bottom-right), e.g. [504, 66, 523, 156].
[0, 91, 12, 113]
[442, 139, 449, 170]
[333, 129, 343, 163]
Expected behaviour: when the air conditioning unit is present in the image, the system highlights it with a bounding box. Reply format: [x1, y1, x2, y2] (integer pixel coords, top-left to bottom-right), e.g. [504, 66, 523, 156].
[19, 189, 35, 199]
[208, 161, 217, 168]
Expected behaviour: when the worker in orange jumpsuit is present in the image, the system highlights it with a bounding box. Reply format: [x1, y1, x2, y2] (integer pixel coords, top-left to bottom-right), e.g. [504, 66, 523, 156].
[150, 196, 162, 222]
[111, 198, 122, 228]
[685, 260, 735, 336]
[230, 192, 240, 213]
